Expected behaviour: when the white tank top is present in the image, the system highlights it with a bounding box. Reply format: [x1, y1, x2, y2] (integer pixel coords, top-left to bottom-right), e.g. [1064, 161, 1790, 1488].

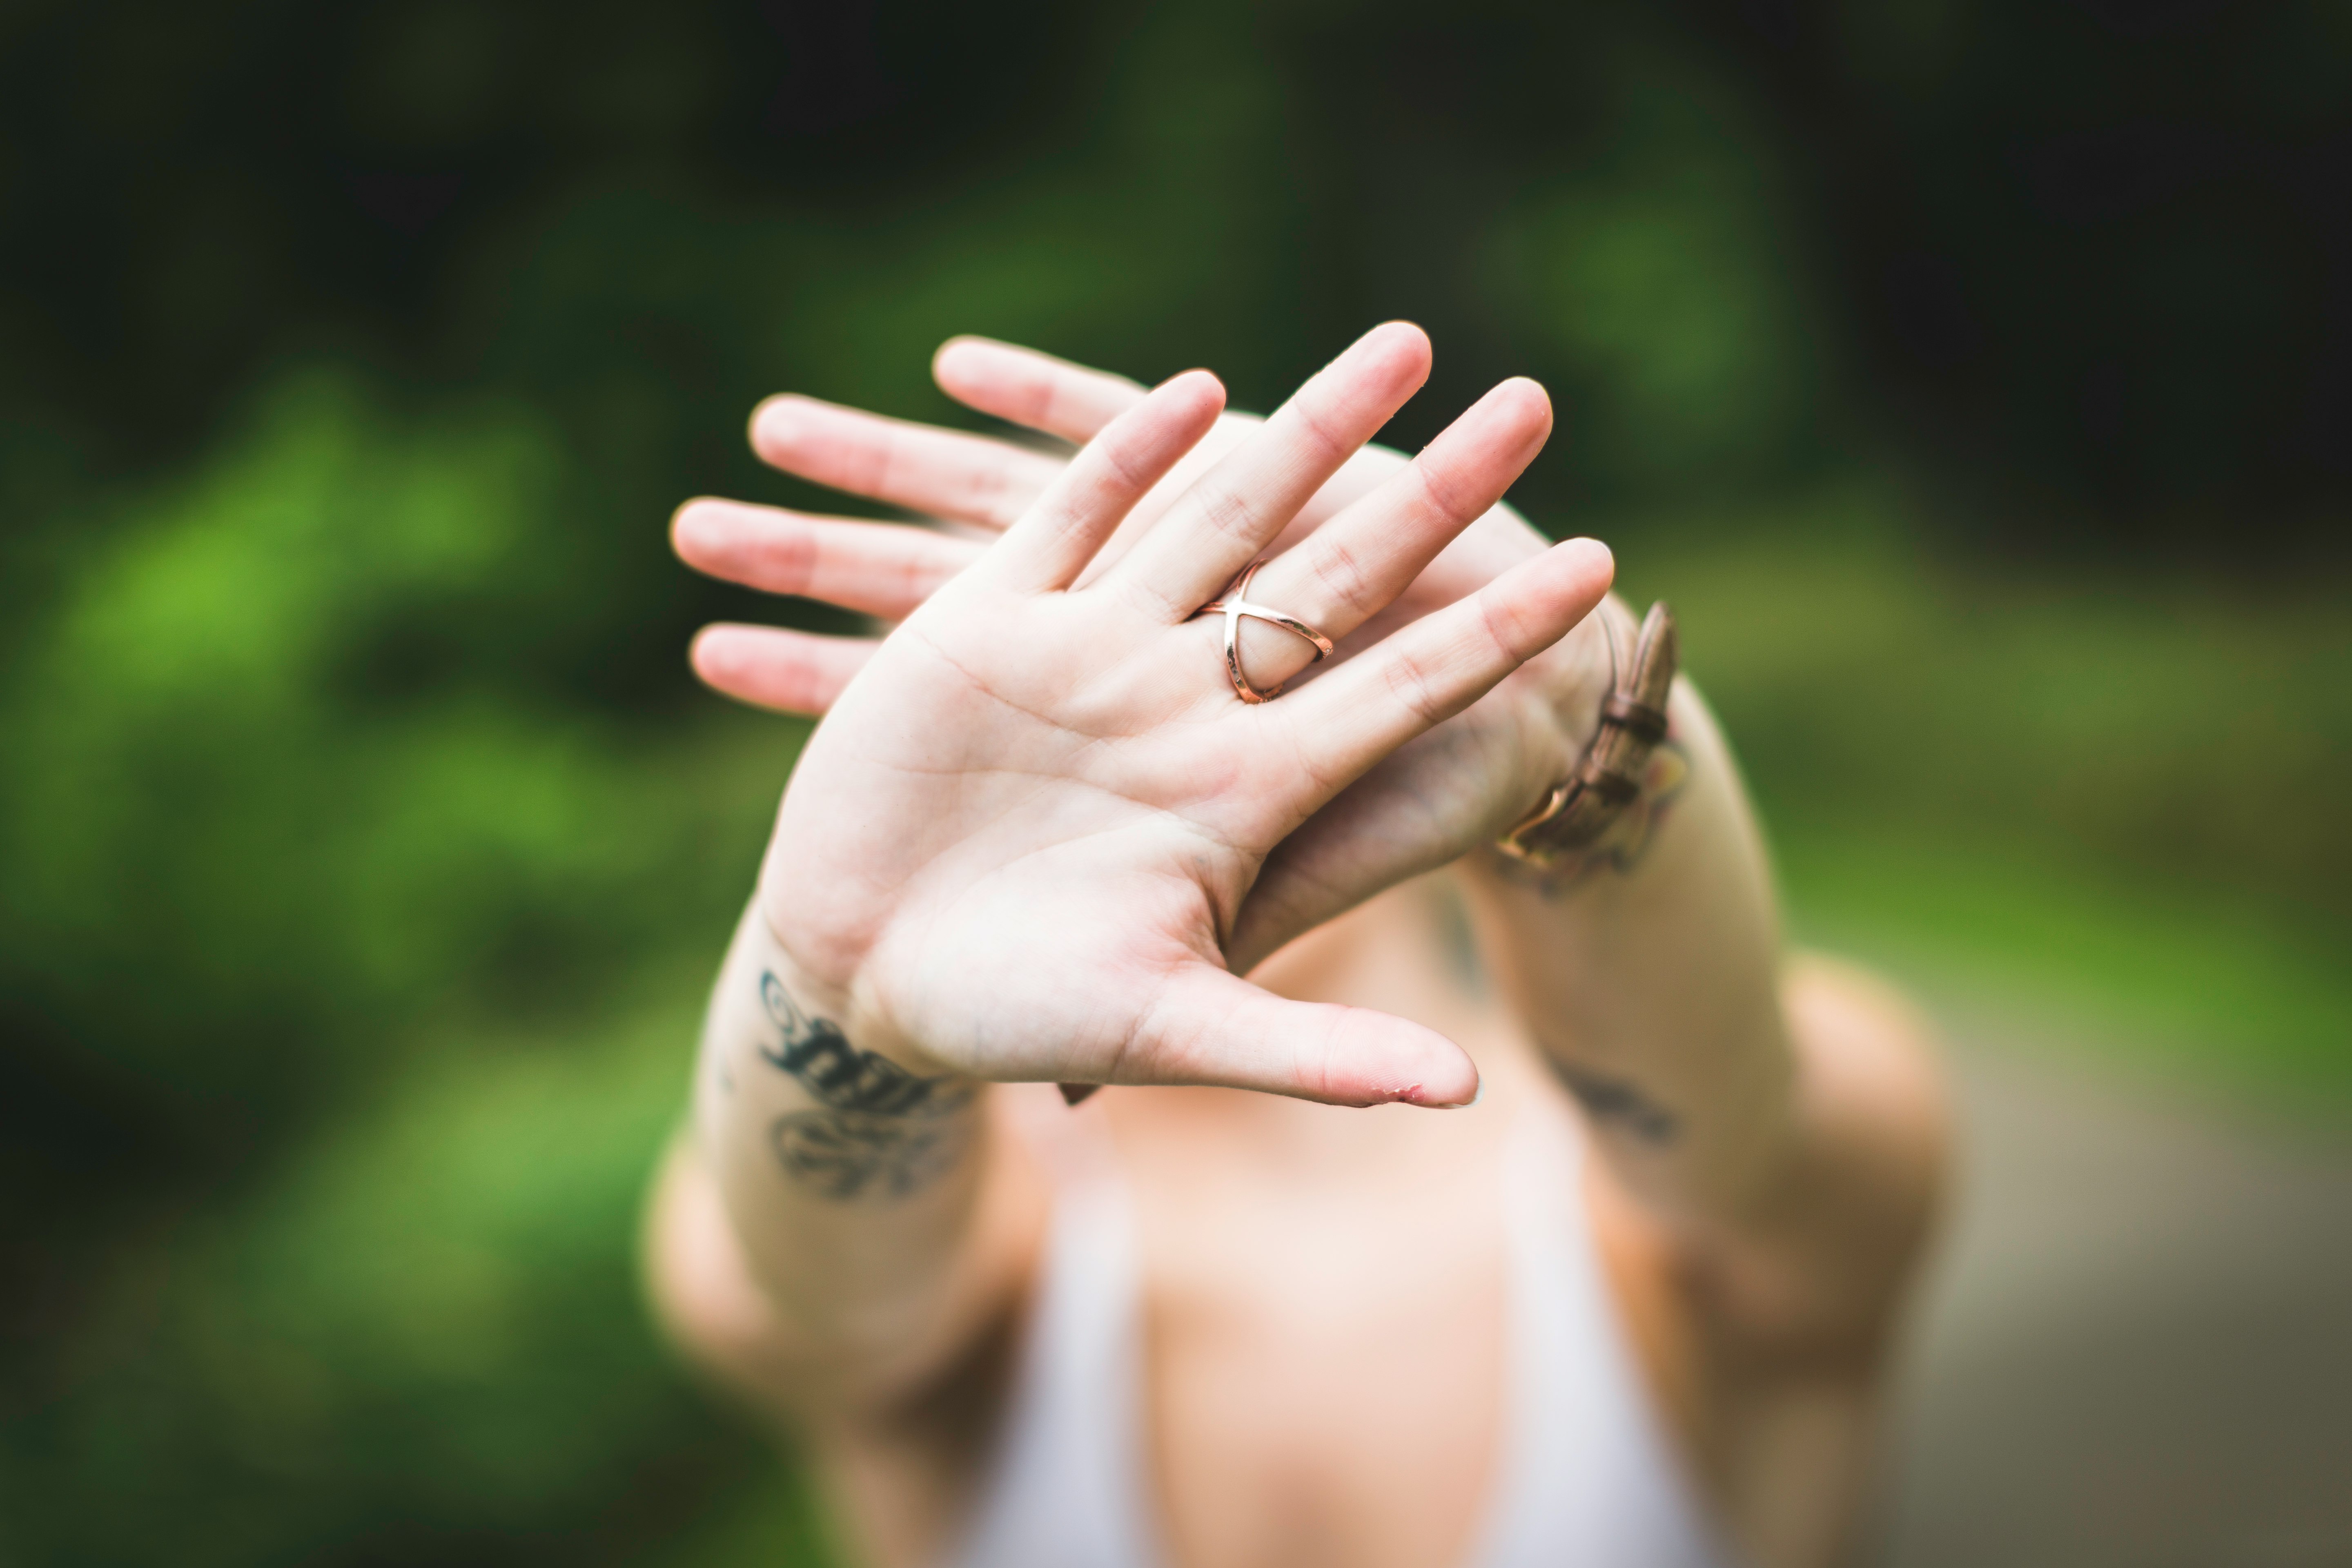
[942, 1108, 1735, 1568]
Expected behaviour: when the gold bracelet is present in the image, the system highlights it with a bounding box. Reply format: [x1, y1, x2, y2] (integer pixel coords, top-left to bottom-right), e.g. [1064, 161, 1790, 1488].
[1497, 600, 1679, 867]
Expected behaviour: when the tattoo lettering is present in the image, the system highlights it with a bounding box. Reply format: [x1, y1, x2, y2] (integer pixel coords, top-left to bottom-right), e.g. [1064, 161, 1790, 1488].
[756, 970, 976, 1200]
[770, 1109, 975, 1201]
[759, 971, 975, 1118]
[1549, 1058, 1680, 1145]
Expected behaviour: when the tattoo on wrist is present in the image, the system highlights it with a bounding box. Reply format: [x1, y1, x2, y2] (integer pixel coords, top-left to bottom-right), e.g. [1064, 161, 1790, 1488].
[1548, 1058, 1680, 1145]
[756, 970, 977, 1200]
[769, 1109, 974, 1201]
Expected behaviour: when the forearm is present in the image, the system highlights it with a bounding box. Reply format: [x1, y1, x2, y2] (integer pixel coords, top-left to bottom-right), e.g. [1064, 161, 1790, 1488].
[688, 896, 997, 1386]
[1461, 631, 1950, 1519]
[1459, 670, 1797, 1229]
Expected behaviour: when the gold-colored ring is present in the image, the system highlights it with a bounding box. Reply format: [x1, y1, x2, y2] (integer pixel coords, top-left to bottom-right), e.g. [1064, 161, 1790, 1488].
[1195, 559, 1335, 704]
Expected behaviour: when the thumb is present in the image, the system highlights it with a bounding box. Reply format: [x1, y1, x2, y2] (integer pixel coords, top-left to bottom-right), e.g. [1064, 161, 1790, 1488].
[1090, 962, 1479, 1108]
[1226, 731, 1508, 976]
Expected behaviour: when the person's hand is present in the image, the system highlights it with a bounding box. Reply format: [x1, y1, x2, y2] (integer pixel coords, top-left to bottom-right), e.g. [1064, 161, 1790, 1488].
[727, 325, 1612, 1105]
[677, 331, 1616, 973]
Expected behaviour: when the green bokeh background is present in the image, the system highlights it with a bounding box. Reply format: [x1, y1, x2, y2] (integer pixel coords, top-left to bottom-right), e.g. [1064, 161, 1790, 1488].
[2, 2, 2346, 1563]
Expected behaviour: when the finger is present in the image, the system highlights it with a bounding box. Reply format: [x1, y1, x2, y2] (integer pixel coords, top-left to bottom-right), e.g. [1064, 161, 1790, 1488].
[1093, 961, 1478, 1107]
[689, 624, 878, 716]
[1276, 538, 1615, 788]
[1228, 722, 1516, 976]
[749, 395, 1066, 530]
[982, 370, 1227, 594]
[1105, 321, 1432, 618]
[672, 499, 982, 619]
[933, 336, 1147, 444]
[1209, 376, 1554, 699]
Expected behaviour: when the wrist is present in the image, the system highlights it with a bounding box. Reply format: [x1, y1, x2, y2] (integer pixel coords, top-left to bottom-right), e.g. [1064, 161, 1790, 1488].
[752, 846, 862, 999]
[740, 888, 967, 1086]
[1502, 598, 1625, 820]
[702, 904, 983, 1211]
[1494, 597, 1681, 870]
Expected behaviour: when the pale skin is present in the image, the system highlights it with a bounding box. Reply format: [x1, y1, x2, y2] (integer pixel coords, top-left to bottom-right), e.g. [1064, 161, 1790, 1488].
[645, 325, 1949, 1568]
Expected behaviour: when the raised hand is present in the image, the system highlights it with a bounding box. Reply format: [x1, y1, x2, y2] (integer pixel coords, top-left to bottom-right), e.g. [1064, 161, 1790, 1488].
[733, 325, 1611, 1105]
[677, 331, 1620, 973]
[677, 338, 1557, 711]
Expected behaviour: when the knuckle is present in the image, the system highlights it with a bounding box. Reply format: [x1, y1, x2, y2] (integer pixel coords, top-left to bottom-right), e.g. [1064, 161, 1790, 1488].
[1308, 533, 1380, 620]
[1091, 426, 1155, 499]
[1477, 585, 1540, 662]
[1382, 647, 1452, 726]
[1413, 454, 1484, 528]
[892, 536, 943, 600]
[1040, 379, 1084, 437]
[1115, 571, 1186, 624]
[967, 449, 1014, 525]
[1197, 486, 1258, 545]
[1214, 491, 1270, 545]
[1287, 399, 1354, 467]
[764, 523, 820, 590]
[861, 429, 902, 501]
[1312, 1034, 1340, 1102]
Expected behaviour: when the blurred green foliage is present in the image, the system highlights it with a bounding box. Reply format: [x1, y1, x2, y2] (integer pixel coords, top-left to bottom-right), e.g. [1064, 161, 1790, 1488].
[2, 1, 2347, 1564]
[10, 984, 757, 1568]
[1624, 512, 2352, 1094]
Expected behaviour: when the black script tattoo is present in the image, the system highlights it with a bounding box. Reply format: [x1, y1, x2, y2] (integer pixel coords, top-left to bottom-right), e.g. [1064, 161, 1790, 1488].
[757, 970, 976, 1200]
[759, 971, 976, 1119]
[770, 1109, 976, 1201]
[1549, 1058, 1680, 1145]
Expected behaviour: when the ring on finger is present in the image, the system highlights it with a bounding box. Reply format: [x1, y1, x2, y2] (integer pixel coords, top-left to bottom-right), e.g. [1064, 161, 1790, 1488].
[1193, 559, 1334, 704]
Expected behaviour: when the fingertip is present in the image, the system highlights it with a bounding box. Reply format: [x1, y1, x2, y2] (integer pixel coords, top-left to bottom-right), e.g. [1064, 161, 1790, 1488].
[1156, 365, 1225, 394]
[1463, 376, 1553, 463]
[1374, 1053, 1481, 1111]
[686, 622, 736, 681]
[1498, 375, 1554, 428]
[1408, 1036, 1482, 1109]
[1479, 537, 1614, 657]
[689, 621, 779, 690]
[1354, 320, 1434, 390]
[747, 393, 817, 459]
[1421, 1068, 1484, 1110]
[1330, 1012, 1480, 1109]
[1558, 535, 1615, 589]
[1152, 367, 1228, 424]
[931, 334, 1000, 393]
[1370, 317, 1433, 361]
[670, 497, 725, 560]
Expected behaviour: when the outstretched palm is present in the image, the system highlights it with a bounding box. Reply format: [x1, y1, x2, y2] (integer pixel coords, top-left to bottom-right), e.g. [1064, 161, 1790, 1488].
[685, 330, 1619, 978]
[745, 327, 1610, 1105]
